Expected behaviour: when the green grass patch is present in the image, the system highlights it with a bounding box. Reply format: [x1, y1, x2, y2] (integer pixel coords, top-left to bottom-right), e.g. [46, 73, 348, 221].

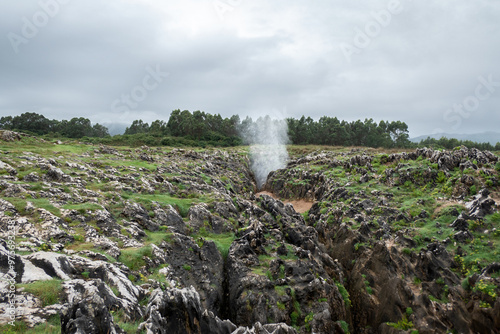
[278, 244, 299, 261]
[257, 253, 274, 266]
[118, 246, 153, 271]
[335, 281, 351, 308]
[4, 197, 61, 217]
[197, 230, 235, 259]
[337, 320, 350, 334]
[0, 314, 60, 334]
[105, 159, 157, 172]
[17, 279, 63, 307]
[62, 203, 103, 212]
[387, 315, 414, 331]
[111, 309, 145, 334]
[144, 230, 174, 246]
[121, 192, 213, 218]
[275, 285, 289, 296]
[143, 265, 170, 286]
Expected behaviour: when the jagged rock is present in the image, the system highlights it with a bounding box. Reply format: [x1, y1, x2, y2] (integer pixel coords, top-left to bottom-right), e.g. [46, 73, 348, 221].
[350, 154, 372, 167]
[1, 282, 64, 327]
[359, 174, 370, 183]
[0, 130, 22, 141]
[228, 237, 259, 267]
[159, 233, 225, 314]
[121, 220, 147, 241]
[454, 230, 474, 243]
[44, 166, 73, 183]
[188, 203, 233, 234]
[359, 222, 371, 235]
[242, 220, 266, 254]
[63, 279, 141, 321]
[277, 244, 288, 256]
[232, 322, 298, 334]
[0, 160, 16, 175]
[139, 153, 154, 162]
[2, 139, 499, 333]
[61, 293, 124, 334]
[77, 250, 108, 262]
[481, 263, 500, 277]
[1, 182, 27, 196]
[138, 286, 235, 334]
[123, 202, 159, 231]
[153, 204, 186, 234]
[23, 172, 40, 182]
[450, 215, 470, 231]
[460, 160, 478, 171]
[35, 208, 75, 244]
[359, 199, 374, 211]
[67, 257, 144, 316]
[0, 199, 17, 214]
[84, 227, 121, 258]
[24, 252, 75, 280]
[0, 241, 25, 284]
[461, 174, 475, 186]
[213, 199, 240, 220]
[92, 210, 122, 235]
[97, 145, 121, 156]
[466, 190, 497, 219]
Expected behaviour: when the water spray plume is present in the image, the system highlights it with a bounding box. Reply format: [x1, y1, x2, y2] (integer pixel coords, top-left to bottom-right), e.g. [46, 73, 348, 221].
[240, 116, 289, 189]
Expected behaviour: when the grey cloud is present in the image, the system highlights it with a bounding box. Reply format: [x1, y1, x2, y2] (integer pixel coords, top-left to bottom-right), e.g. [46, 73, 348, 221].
[1, 0, 499, 137]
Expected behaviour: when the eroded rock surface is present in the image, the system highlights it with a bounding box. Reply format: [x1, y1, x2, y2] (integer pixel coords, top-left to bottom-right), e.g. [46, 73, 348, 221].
[0, 140, 499, 333]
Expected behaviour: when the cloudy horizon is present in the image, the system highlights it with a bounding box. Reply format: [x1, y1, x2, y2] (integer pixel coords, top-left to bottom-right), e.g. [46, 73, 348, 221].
[1, 0, 499, 137]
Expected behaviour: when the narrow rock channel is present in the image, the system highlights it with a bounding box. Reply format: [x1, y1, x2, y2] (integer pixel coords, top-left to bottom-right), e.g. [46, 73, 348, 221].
[0, 140, 499, 333]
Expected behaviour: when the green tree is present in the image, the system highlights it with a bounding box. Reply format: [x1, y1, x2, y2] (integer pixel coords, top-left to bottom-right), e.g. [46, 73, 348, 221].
[11, 112, 56, 135]
[388, 121, 411, 148]
[192, 110, 206, 139]
[149, 120, 167, 135]
[125, 120, 150, 135]
[166, 109, 182, 136]
[0, 116, 13, 129]
[60, 117, 93, 138]
[91, 123, 110, 138]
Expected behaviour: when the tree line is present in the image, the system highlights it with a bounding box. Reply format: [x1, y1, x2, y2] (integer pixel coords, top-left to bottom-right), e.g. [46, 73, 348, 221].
[287, 116, 411, 147]
[123, 110, 242, 146]
[418, 136, 500, 151]
[123, 110, 412, 148]
[0, 112, 109, 138]
[1, 111, 499, 151]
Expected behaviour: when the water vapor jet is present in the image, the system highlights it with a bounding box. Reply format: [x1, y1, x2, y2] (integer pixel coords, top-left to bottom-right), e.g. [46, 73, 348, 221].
[240, 115, 289, 189]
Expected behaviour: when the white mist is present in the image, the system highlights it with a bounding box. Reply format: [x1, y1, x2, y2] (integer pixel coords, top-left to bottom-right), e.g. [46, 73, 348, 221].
[240, 116, 289, 189]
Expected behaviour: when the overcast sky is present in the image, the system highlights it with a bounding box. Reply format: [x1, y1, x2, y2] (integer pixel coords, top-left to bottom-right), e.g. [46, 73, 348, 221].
[1, 0, 499, 136]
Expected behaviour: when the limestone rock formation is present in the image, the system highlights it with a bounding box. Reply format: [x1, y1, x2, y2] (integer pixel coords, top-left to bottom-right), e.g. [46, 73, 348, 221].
[0, 141, 499, 333]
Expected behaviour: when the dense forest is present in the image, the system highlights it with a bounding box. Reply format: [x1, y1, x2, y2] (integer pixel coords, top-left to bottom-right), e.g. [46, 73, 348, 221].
[1, 110, 499, 150]
[0, 113, 109, 138]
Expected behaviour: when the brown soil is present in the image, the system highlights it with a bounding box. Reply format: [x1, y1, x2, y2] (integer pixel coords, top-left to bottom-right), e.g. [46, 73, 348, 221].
[433, 199, 464, 216]
[256, 191, 314, 214]
[491, 193, 500, 203]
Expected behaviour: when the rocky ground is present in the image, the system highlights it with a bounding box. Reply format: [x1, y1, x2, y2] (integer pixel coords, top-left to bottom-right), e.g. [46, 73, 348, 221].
[0, 131, 499, 334]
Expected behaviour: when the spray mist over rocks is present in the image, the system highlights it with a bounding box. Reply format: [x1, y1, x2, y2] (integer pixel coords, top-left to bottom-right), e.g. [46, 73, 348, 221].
[240, 116, 289, 189]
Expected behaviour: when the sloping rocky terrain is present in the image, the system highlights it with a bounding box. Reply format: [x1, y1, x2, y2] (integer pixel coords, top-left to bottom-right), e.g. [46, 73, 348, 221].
[0, 131, 499, 333]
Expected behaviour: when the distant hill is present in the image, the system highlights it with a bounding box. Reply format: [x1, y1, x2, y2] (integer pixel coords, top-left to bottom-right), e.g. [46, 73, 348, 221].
[411, 131, 500, 145]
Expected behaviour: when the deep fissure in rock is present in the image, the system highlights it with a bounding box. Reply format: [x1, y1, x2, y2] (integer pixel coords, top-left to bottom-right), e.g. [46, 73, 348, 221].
[219, 254, 231, 322]
[3, 139, 499, 333]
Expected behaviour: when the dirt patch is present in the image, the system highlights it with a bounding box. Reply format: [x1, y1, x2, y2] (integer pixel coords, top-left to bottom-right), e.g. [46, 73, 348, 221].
[433, 200, 465, 216]
[256, 191, 314, 214]
[490, 193, 500, 204]
[385, 239, 397, 250]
